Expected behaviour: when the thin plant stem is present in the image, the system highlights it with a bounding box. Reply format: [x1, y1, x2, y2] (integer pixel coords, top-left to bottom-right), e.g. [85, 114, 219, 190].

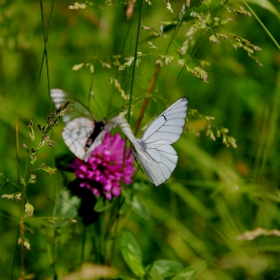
[35, 0, 55, 119]
[19, 183, 26, 279]
[243, 0, 280, 50]
[87, 6, 100, 109]
[40, 0, 56, 197]
[167, 66, 185, 101]
[106, 20, 133, 118]
[10, 224, 20, 279]
[254, 105, 269, 181]
[255, 69, 280, 180]
[99, 211, 105, 264]
[118, 207, 133, 232]
[88, 77, 94, 108]
[117, 5, 145, 261]
[47, 241, 57, 280]
[53, 229, 58, 280]
[127, 0, 143, 123]
[168, 31, 205, 101]
[119, 1, 143, 233]
[133, 14, 183, 135]
[39, 2, 58, 280]
[133, 64, 160, 136]
[15, 118, 20, 191]
[81, 227, 86, 265]
[33, 0, 55, 139]
[109, 197, 125, 266]
[10, 118, 22, 279]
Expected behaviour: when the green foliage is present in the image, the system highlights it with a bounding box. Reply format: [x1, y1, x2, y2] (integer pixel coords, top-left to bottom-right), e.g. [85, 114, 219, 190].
[146, 260, 183, 278]
[123, 189, 151, 220]
[172, 261, 207, 280]
[53, 190, 80, 228]
[24, 102, 70, 164]
[94, 196, 113, 212]
[121, 232, 146, 277]
[121, 232, 206, 279]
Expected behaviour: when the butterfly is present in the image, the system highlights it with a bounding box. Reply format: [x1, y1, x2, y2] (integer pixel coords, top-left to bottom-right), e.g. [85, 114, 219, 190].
[51, 89, 118, 161]
[115, 97, 188, 186]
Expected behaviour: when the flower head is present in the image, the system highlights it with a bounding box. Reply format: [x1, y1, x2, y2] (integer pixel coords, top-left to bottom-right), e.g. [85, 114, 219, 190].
[70, 133, 135, 200]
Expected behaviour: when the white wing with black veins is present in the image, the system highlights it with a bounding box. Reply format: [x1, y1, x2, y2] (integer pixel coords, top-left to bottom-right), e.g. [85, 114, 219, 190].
[51, 89, 118, 161]
[115, 98, 188, 186]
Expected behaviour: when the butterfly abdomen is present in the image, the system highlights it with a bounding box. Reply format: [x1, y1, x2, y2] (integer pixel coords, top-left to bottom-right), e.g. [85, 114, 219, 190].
[85, 121, 106, 151]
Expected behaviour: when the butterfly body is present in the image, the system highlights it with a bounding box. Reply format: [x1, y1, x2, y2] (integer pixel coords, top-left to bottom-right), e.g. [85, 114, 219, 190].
[85, 121, 105, 150]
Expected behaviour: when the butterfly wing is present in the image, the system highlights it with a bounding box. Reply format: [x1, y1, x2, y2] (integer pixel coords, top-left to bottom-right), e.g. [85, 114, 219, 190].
[131, 140, 166, 186]
[51, 89, 116, 160]
[115, 98, 187, 186]
[145, 143, 178, 186]
[51, 89, 93, 122]
[141, 97, 188, 145]
[139, 98, 187, 185]
[62, 117, 104, 160]
[84, 117, 119, 161]
[111, 115, 163, 183]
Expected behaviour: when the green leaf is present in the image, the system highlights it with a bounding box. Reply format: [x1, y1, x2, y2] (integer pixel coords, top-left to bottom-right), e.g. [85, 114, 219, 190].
[167, 183, 214, 219]
[121, 232, 145, 277]
[53, 190, 80, 227]
[171, 261, 207, 280]
[244, 0, 280, 20]
[146, 260, 183, 278]
[132, 181, 148, 191]
[124, 191, 151, 220]
[94, 196, 112, 212]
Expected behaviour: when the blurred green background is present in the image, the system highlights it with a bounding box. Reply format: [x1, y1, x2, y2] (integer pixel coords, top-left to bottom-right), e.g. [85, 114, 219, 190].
[1, 0, 280, 279]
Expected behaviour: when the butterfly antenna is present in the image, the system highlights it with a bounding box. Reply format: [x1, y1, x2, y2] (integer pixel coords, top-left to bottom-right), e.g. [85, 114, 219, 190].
[89, 92, 105, 118]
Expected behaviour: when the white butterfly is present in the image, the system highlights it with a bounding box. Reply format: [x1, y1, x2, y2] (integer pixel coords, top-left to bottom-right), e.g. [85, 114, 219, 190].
[51, 89, 118, 161]
[115, 98, 188, 186]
